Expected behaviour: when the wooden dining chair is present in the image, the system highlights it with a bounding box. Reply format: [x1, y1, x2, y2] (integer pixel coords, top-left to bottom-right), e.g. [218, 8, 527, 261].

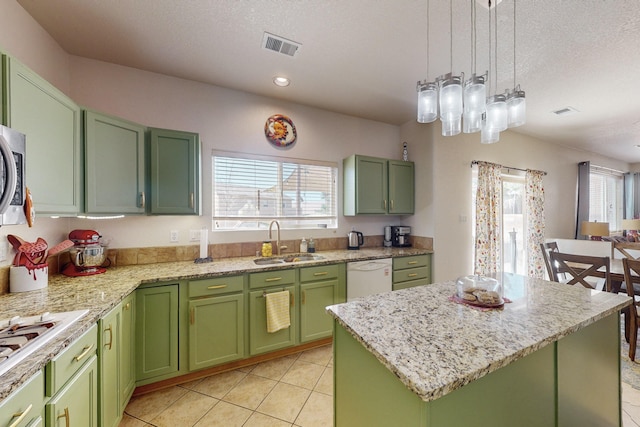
[540, 242, 559, 281]
[622, 258, 640, 361]
[549, 251, 611, 291]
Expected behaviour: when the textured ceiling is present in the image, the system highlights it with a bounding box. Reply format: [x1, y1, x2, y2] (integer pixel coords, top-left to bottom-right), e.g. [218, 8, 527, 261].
[16, 0, 640, 162]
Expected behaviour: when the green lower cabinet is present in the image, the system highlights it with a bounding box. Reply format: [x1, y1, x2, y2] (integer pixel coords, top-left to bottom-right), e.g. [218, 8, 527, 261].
[0, 369, 44, 427]
[45, 355, 98, 427]
[249, 285, 297, 356]
[300, 280, 338, 342]
[136, 284, 179, 382]
[119, 293, 136, 411]
[98, 305, 121, 427]
[189, 293, 245, 370]
[392, 254, 431, 291]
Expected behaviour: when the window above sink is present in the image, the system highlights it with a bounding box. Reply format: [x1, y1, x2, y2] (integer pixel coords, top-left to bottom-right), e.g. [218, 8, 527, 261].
[212, 151, 338, 231]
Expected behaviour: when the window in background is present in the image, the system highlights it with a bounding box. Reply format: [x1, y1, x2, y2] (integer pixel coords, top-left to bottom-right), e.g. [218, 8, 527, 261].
[212, 152, 338, 230]
[589, 165, 623, 232]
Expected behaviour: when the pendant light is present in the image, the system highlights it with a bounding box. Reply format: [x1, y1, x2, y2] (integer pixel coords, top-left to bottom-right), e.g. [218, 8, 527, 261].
[439, 0, 463, 136]
[416, 0, 438, 124]
[463, 0, 486, 134]
[507, 0, 526, 127]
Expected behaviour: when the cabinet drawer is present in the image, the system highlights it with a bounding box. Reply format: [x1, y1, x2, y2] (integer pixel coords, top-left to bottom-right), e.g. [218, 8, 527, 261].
[249, 269, 296, 289]
[0, 369, 43, 427]
[189, 275, 244, 297]
[393, 255, 429, 270]
[45, 324, 97, 397]
[393, 266, 429, 284]
[300, 264, 340, 283]
[393, 278, 430, 291]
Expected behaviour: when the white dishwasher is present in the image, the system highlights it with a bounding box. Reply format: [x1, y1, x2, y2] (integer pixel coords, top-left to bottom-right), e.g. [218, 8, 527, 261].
[347, 258, 393, 301]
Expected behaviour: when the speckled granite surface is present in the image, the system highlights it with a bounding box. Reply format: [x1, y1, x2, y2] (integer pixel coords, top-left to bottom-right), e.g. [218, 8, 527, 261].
[326, 272, 632, 402]
[0, 247, 430, 402]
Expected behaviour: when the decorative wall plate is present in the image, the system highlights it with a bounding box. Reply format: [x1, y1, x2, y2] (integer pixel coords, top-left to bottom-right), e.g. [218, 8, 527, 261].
[265, 114, 297, 148]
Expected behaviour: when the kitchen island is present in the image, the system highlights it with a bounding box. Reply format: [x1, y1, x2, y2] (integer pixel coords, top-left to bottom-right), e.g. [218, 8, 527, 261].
[327, 273, 631, 427]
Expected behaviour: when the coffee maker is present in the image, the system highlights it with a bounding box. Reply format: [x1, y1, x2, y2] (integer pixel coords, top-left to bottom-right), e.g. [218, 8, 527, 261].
[391, 226, 411, 247]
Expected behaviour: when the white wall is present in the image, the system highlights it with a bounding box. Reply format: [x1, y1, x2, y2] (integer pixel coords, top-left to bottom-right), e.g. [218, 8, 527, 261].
[401, 121, 630, 283]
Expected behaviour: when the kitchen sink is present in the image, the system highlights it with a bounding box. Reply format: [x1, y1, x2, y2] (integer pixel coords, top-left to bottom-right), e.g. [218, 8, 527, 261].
[253, 254, 325, 265]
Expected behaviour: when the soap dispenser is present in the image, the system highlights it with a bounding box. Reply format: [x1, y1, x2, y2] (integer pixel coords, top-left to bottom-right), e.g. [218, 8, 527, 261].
[300, 238, 308, 253]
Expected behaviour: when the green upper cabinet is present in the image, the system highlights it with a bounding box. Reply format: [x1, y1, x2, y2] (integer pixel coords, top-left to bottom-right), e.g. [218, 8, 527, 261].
[149, 127, 200, 215]
[84, 111, 146, 214]
[388, 160, 414, 214]
[2, 55, 82, 215]
[343, 155, 414, 216]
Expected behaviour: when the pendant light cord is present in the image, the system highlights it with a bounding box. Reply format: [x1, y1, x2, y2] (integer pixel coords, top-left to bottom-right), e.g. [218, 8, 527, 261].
[450, 0, 453, 72]
[494, 0, 498, 94]
[513, 0, 517, 88]
[471, 0, 477, 74]
[487, 0, 492, 95]
[426, 0, 430, 79]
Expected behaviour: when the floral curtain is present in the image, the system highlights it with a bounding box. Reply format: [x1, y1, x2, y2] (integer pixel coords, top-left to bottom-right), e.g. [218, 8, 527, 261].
[526, 170, 545, 278]
[474, 162, 502, 275]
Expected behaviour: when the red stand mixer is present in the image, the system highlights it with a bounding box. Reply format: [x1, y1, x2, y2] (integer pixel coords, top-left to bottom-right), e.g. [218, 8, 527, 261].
[62, 230, 108, 277]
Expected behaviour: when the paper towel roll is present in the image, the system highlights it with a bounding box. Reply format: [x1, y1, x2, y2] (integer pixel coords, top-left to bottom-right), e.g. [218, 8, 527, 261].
[200, 228, 208, 258]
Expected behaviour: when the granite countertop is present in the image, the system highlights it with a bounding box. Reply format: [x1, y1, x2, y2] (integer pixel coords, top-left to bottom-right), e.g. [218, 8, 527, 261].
[326, 272, 632, 403]
[0, 247, 431, 402]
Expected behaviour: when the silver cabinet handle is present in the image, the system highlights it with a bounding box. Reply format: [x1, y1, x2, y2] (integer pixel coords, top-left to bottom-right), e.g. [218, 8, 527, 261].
[140, 192, 146, 208]
[189, 192, 194, 209]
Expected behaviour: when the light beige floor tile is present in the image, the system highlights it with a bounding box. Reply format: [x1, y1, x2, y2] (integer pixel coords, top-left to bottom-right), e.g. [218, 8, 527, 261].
[237, 363, 257, 373]
[298, 345, 332, 366]
[625, 400, 640, 424]
[245, 411, 294, 427]
[295, 391, 333, 427]
[178, 377, 204, 390]
[118, 414, 151, 427]
[223, 374, 278, 410]
[194, 401, 252, 427]
[193, 369, 246, 399]
[280, 360, 325, 390]
[251, 355, 298, 381]
[124, 386, 188, 422]
[151, 390, 218, 427]
[257, 382, 311, 422]
[314, 366, 333, 396]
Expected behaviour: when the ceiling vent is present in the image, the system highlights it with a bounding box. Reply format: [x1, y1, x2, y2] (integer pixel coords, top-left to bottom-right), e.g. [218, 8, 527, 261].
[262, 32, 301, 57]
[552, 106, 580, 116]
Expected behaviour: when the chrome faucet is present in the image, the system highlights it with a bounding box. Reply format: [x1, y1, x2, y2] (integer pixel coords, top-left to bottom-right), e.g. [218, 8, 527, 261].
[268, 220, 287, 255]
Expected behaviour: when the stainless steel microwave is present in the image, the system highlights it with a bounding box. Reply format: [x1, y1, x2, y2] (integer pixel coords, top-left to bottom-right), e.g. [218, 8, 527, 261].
[0, 125, 26, 226]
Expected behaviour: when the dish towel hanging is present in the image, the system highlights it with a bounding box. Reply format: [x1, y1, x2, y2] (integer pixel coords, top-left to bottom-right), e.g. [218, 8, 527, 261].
[265, 290, 290, 333]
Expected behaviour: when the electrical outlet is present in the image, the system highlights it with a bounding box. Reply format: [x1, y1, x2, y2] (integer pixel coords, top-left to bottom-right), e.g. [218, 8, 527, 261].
[190, 230, 201, 242]
[170, 230, 179, 243]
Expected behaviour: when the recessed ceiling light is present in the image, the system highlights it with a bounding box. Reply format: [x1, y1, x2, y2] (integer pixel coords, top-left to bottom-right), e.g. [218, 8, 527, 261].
[273, 76, 290, 87]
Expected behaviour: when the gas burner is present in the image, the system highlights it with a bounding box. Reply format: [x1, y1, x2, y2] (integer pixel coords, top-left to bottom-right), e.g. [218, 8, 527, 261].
[0, 309, 89, 377]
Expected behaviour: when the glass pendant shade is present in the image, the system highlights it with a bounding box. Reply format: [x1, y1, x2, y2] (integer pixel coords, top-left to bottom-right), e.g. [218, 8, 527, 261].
[507, 90, 526, 128]
[485, 94, 508, 132]
[463, 112, 482, 133]
[439, 75, 463, 136]
[481, 120, 500, 144]
[417, 82, 438, 123]
[463, 75, 486, 116]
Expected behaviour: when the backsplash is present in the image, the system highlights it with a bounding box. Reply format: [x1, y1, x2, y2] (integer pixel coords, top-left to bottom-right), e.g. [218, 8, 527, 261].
[0, 234, 433, 295]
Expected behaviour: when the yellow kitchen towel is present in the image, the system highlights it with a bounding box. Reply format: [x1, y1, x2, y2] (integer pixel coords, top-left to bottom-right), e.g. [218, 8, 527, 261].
[266, 290, 290, 333]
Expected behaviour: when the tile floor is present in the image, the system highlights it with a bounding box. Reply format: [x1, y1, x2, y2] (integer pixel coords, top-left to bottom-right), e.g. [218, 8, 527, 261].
[119, 344, 334, 427]
[119, 343, 640, 427]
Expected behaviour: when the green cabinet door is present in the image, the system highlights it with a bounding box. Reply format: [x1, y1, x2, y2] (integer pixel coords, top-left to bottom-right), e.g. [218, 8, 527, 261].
[3, 55, 82, 215]
[300, 280, 338, 343]
[388, 160, 414, 214]
[249, 285, 297, 356]
[0, 369, 44, 427]
[149, 128, 200, 215]
[84, 111, 146, 214]
[135, 284, 179, 381]
[98, 304, 120, 427]
[188, 293, 244, 371]
[119, 293, 136, 410]
[45, 355, 98, 427]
